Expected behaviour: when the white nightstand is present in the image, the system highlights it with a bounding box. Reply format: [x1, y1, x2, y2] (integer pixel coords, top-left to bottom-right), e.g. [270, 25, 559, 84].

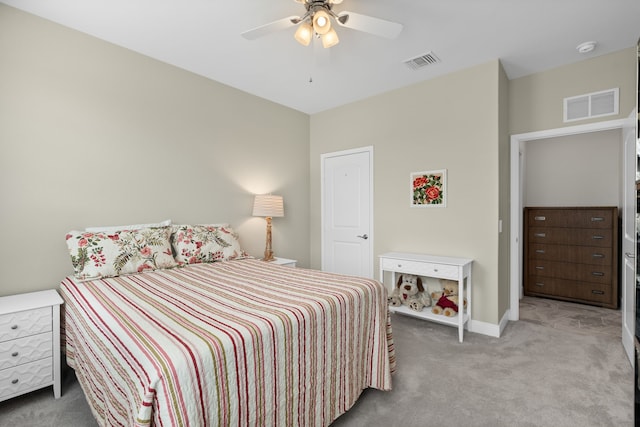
[271, 257, 297, 267]
[0, 289, 64, 401]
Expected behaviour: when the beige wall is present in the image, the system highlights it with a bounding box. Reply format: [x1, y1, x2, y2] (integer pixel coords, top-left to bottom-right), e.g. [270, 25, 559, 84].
[497, 65, 511, 322]
[523, 130, 622, 208]
[509, 48, 637, 135]
[310, 61, 504, 325]
[0, 5, 310, 296]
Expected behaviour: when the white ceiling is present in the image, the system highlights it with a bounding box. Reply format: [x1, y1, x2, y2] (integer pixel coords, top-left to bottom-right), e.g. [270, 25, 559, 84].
[3, 0, 639, 114]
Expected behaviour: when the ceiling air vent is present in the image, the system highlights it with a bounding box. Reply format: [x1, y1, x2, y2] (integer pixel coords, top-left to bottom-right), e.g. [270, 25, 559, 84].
[563, 88, 619, 122]
[404, 52, 440, 70]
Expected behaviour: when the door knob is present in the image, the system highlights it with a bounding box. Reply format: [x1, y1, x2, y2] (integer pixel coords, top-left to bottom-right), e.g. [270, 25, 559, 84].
[357, 234, 369, 240]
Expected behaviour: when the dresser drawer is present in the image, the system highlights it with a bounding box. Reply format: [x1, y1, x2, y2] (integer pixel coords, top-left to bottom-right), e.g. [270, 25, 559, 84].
[0, 332, 53, 370]
[527, 227, 612, 247]
[528, 244, 612, 266]
[0, 358, 52, 400]
[0, 307, 52, 342]
[528, 260, 612, 284]
[526, 276, 613, 306]
[380, 258, 458, 279]
[527, 208, 614, 229]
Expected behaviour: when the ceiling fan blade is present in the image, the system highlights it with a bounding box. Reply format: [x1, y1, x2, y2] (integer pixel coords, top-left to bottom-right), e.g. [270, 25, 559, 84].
[241, 16, 299, 40]
[336, 11, 403, 39]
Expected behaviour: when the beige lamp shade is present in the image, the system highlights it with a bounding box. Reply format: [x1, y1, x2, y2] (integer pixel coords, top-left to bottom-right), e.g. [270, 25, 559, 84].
[252, 195, 284, 218]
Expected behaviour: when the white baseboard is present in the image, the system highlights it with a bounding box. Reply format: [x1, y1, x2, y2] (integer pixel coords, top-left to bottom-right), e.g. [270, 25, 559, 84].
[468, 309, 510, 338]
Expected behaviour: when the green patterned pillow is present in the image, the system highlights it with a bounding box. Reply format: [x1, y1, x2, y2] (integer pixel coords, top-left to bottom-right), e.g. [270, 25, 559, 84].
[170, 225, 249, 265]
[65, 226, 177, 280]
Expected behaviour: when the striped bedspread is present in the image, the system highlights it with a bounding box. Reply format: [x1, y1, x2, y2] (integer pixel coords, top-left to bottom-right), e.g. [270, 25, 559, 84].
[60, 259, 395, 426]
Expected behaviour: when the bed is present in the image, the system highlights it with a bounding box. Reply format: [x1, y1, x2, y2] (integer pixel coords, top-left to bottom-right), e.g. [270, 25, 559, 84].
[60, 224, 395, 427]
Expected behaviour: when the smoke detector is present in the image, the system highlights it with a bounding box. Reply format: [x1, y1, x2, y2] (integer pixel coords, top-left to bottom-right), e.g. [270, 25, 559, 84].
[576, 41, 597, 54]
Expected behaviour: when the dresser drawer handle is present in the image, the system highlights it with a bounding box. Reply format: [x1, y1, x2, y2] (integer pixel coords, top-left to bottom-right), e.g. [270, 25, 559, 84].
[534, 233, 546, 238]
[11, 352, 18, 357]
[591, 217, 605, 222]
[591, 272, 605, 277]
[397, 264, 402, 268]
[592, 253, 605, 258]
[10, 325, 18, 330]
[535, 249, 545, 254]
[535, 266, 545, 270]
[592, 235, 604, 240]
[535, 282, 545, 287]
[11, 379, 18, 385]
[591, 290, 605, 295]
[534, 216, 546, 221]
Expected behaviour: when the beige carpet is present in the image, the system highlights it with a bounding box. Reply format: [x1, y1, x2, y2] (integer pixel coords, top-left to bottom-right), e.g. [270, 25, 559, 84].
[0, 296, 633, 427]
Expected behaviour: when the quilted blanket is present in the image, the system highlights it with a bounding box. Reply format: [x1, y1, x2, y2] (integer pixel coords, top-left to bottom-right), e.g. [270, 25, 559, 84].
[60, 259, 395, 426]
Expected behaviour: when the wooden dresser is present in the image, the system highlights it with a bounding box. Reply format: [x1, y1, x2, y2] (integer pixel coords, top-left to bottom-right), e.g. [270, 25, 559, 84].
[524, 207, 619, 309]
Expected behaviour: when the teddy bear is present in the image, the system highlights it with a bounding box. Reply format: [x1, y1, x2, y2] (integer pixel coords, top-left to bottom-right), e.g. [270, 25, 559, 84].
[388, 274, 432, 311]
[431, 279, 466, 317]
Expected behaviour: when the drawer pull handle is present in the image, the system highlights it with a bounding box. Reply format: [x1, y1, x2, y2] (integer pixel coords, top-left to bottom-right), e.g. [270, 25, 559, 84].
[535, 282, 545, 287]
[591, 272, 605, 276]
[433, 268, 439, 272]
[592, 235, 604, 240]
[11, 379, 18, 385]
[591, 290, 605, 295]
[534, 216, 546, 221]
[591, 217, 605, 222]
[592, 253, 605, 258]
[535, 266, 545, 270]
[534, 233, 546, 238]
[11, 352, 18, 357]
[535, 249, 545, 254]
[397, 264, 402, 268]
[10, 325, 18, 330]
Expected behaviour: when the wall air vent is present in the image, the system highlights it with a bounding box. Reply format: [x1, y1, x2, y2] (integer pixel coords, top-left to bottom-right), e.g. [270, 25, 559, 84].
[563, 88, 619, 122]
[404, 52, 440, 70]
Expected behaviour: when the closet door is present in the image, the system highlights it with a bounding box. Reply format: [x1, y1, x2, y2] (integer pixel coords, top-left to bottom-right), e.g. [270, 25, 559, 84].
[621, 110, 637, 365]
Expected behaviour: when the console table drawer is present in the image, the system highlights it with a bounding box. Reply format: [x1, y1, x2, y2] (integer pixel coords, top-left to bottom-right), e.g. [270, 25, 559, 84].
[380, 258, 458, 279]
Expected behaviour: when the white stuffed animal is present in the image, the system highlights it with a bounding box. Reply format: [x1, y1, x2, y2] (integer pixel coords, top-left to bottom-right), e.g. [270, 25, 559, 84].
[388, 274, 432, 311]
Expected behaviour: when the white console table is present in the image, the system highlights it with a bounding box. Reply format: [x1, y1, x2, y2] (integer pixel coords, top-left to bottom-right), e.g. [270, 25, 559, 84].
[379, 252, 473, 342]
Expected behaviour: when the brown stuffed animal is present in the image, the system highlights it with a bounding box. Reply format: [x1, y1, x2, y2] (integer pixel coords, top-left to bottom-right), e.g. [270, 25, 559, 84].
[431, 279, 466, 317]
[388, 274, 432, 311]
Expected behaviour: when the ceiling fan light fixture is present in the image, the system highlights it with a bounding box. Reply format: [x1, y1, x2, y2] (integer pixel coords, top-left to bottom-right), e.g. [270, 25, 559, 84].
[294, 21, 313, 46]
[313, 9, 332, 35]
[321, 27, 339, 48]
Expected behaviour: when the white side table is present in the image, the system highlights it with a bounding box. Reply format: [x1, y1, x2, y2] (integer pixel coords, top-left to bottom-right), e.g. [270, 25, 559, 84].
[271, 257, 297, 267]
[0, 289, 64, 401]
[379, 252, 473, 342]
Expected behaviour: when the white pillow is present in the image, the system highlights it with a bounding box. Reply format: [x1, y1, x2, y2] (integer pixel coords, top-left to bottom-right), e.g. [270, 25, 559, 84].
[85, 219, 171, 232]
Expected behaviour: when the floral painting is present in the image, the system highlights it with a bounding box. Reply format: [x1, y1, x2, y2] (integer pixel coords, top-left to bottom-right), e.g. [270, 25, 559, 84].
[410, 169, 447, 207]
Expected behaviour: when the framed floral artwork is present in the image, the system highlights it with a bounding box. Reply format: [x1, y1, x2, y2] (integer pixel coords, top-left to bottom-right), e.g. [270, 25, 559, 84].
[410, 169, 447, 207]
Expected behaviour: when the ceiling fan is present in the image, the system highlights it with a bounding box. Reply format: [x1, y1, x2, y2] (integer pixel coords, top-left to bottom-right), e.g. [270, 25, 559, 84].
[241, 0, 403, 49]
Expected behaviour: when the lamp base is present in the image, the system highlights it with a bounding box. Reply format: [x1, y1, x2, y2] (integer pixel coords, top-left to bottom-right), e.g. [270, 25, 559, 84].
[262, 252, 275, 262]
[262, 217, 275, 262]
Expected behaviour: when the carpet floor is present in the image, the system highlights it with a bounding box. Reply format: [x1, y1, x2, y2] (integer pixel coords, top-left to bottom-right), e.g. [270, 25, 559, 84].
[0, 296, 633, 426]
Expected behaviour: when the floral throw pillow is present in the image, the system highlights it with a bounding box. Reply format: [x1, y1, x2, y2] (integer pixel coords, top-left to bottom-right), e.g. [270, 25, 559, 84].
[65, 227, 177, 280]
[171, 225, 249, 265]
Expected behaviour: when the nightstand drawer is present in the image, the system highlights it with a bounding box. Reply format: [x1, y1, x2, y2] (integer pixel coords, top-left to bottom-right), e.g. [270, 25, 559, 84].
[0, 358, 52, 400]
[380, 258, 458, 279]
[0, 307, 52, 342]
[0, 332, 53, 370]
